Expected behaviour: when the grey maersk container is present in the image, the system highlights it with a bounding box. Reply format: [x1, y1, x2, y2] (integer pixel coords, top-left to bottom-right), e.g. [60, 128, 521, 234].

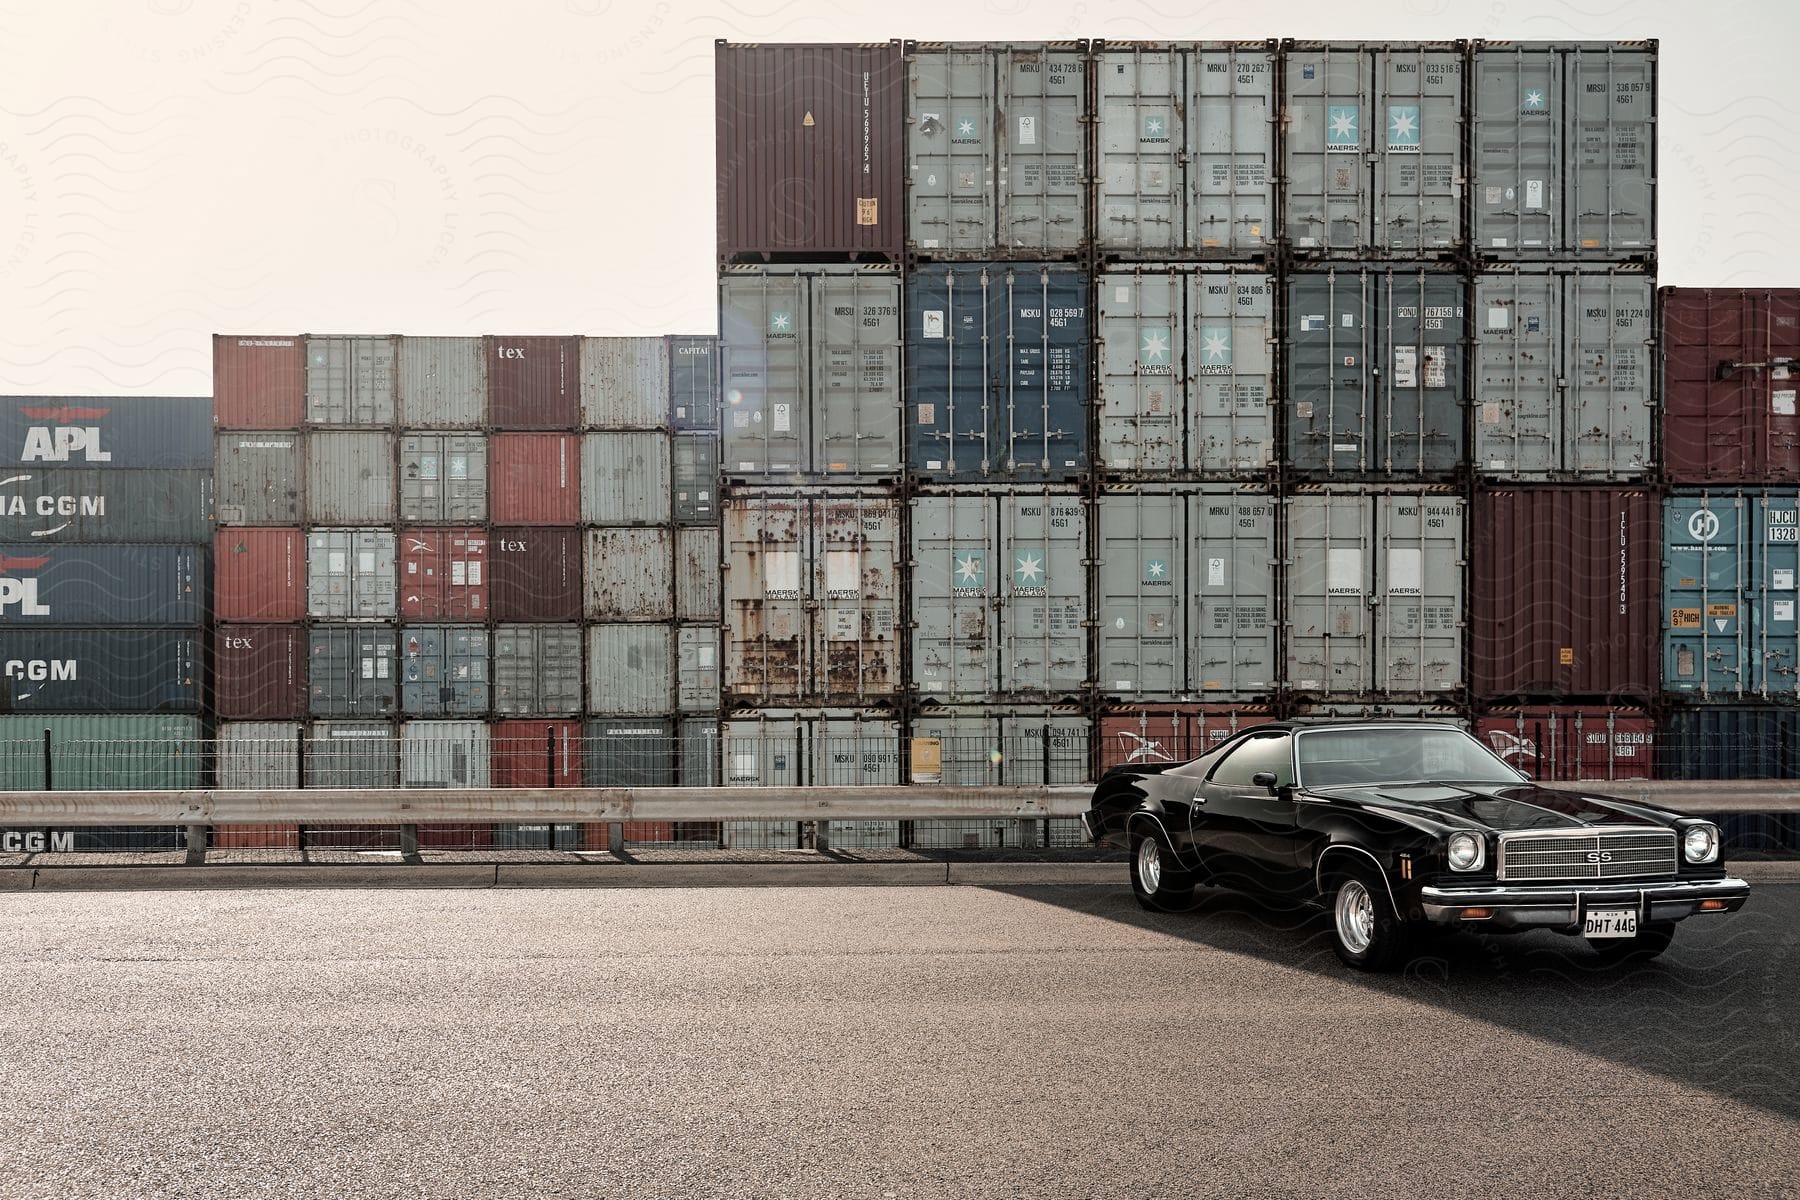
[218, 722, 302, 788]
[307, 529, 397, 620]
[0, 630, 200, 712]
[492, 625, 582, 716]
[1282, 42, 1464, 258]
[672, 435, 719, 526]
[308, 721, 398, 788]
[907, 264, 1090, 481]
[582, 432, 671, 525]
[397, 337, 485, 428]
[905, 43, 1088, 260]
[585, 528, 673, 620]
[308, 626, 397, 716]
[306, 431, 395, 525]
[582, 337, 667, 430]
[215, 432, 300, 525]
[587, 625, 672, 716]
[398, 434, 487, 523]
[722, 710, 902, 786]
[910, 707, 1091, 787]
[1471, 42, 1655, 257]
[1287, 267, 1467, 478]
[1093, 41, 1276, 258]
[1285, 489, 1465, 696]
[723, 491, 900, 704]
[911, 488, 1088, 701]
[400, 626, 489, 715]
[305, 336, 397, 426]
[667, 336, 719, 432]
[1095, 486, 1276, 700]
[0, 469, 212, 542]
[719, 265, 902, 479]
[1098, 265, 1273, 475]
[1474, 265, 1653, 478]
[401, 721, 490, 788]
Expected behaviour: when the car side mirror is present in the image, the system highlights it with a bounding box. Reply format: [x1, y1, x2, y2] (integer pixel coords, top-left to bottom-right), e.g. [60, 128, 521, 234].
[1251, 771, 1279, 794]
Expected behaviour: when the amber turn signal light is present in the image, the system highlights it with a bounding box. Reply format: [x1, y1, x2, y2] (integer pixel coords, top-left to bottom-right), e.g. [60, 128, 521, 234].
[1699, 899, 1729, 912]
[1459, 908, 1493, 920]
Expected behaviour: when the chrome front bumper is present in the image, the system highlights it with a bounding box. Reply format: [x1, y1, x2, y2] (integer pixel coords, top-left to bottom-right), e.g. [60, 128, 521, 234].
[1418, 876, 1751, 931]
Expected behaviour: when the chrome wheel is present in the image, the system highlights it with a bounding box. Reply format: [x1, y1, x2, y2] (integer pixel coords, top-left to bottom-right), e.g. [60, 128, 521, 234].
[1336, 879, 1375, 955]
[1136, 835, 1162, 895]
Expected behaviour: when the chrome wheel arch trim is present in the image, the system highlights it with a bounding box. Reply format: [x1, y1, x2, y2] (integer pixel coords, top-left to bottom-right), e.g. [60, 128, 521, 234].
[1314, 843, 1399, 913]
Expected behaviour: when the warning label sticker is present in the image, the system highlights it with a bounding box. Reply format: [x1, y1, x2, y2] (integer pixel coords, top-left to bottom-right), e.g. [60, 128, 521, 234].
[1670, 608, 1700, 629]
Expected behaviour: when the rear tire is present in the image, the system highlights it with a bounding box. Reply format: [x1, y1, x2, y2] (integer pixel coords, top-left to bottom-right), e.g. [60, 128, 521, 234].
[1589, 921, 1676, 964]
[1328, 867, 1414, 971]
[1129, 830, 1196, 912]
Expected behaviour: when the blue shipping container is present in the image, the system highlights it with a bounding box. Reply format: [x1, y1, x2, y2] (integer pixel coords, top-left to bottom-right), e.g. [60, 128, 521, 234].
[907, 264, 1090, 481]
[0, 397, 212, 470]
[1664, 491, 1800, 699]
[0, 544, 202, 627]
[0, 469, 213, 543]
[1658, 706, 1800, 779]
[0, 630, 200, 712]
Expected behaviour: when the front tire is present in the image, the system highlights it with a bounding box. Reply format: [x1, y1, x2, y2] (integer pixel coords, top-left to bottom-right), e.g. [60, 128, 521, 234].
[1129, 831, 1195, 912]
[1589, 921, 1676, 964]
[1329, 869, 1414, 971]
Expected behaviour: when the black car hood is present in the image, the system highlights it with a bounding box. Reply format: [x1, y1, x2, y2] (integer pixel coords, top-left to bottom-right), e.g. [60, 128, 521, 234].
[1303, 782, 1669, 833]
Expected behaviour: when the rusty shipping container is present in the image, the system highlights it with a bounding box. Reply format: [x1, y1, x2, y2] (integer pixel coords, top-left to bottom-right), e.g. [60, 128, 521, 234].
[398, 434, 487, 524]
[215, 529, 305, 623]
[489, 527, 581, 622]
[675, 527, 721, 622]
[1475, 706, 1654, 782]
[1662, 288, 1800, 483]
[723, 490, 901, 704]
[485, 336, 580, 430]
[214, 336, 305, 429]
[492, 625, 582, 716]
[716, 42, 905, 262]
[306, 431, 396, 525]
[0, 396, 211, 469]
[305, 335, 397, 426]
[215, 432, 301, 526]
[491, 719, 582, 788]
[581, 337, 667, 430]
[213, 623, 307, 720]
[584, 527, 673, 621]
[1098, 704, 1277, 772]
[582, 432, 670, 525]
[399, 529, 487, 621]
[398, 337, 485, 428]
[490, 433, 579, 525]
[0, 468, 212, 543]
[587, 625, 673, 715]
[1470, 487, 1660, 700]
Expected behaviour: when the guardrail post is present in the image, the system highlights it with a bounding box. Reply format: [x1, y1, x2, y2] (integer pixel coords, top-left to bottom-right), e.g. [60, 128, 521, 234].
[398, 824, 420, 860]
[815, 820, 831, 852]
[42, 728, 51, 791]
[608, 822, 623, 854]
[184, 823, 208, 865]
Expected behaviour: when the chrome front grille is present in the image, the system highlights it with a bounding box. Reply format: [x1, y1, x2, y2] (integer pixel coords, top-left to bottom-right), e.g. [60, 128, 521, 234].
[1496, 829, 1678, 882]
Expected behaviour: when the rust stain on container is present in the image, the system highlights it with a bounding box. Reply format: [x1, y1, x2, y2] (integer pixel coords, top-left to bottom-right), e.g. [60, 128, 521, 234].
[490, 433, 580, 525]
[213, 335, 305, 429]
[1470, 488, 1660, 701]
[1662, 287, 1800, 483]
[215, 528, 305, 622]
[490, 526, 581, 622]
[716, 41, 905, 262]
[485, 336, 580, 430]
[214, 624, 308, 720]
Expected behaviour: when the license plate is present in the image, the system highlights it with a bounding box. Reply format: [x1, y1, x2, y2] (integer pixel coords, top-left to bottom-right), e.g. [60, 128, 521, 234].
[1583, 908, 1638, 939]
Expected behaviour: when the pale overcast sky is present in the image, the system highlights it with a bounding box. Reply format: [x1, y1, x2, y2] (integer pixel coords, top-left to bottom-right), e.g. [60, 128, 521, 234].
[1, 0, 1795, 394]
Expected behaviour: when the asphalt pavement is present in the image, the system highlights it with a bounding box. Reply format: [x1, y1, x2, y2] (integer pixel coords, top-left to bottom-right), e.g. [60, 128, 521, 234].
[1, 881, 1795, 1199]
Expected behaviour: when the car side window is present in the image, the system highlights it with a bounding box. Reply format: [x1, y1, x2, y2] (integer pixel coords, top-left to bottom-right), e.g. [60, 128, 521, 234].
[1208, 733, 1294, 788]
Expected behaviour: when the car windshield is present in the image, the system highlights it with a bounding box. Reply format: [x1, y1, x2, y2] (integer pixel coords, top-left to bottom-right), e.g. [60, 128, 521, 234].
[1294, 726, 1526, 788]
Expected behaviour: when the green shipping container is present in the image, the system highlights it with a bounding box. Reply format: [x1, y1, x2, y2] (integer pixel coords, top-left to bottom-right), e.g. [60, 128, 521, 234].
[0, 715, 205, 790]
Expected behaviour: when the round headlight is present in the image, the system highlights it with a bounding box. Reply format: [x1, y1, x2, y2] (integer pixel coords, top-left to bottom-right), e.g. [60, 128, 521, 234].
[1683, 824, 1720, 864]
[1447, 832, 1484, 871]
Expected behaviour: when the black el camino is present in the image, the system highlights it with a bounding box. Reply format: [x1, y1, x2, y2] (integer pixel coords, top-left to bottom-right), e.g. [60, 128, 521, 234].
[1082, 720, 1751, 970]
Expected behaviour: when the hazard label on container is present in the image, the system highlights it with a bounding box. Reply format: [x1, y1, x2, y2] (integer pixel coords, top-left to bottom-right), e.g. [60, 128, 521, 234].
[1670, 608, 1701, 629]
[1707, 603, 1738, 618]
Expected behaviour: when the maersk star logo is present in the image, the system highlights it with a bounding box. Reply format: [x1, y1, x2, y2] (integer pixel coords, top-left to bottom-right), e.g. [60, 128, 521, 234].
[1200, 327, 1231, 365]
[1144, 558, 1168, 582]
[1523, 89, 1546, 111]
[1327, 105, 1358, 149]
[953, 550, 985, 588]
[1013, 550, 1046, 588]
[1387, 105, 1420, 151]
[1140, 327, 1171, 367]
[954, 115, 977, 141]
[1143, 113, 1166, 138]
[769, 312, 793, 335]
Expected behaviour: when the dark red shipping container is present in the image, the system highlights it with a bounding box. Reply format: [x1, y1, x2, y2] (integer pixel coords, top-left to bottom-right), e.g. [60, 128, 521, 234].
[489, 434, 580, 525]
[214, 623, 308, 719]
[1661, 288, 1800, 482]
[215, 528, 306, 622]
[716, 42, 905, 262]
[213, 335, 305, 429]
[1476, 707, 1655, 782]
[399, 528, 488, 620]
[485, 336, 579, 429]
[1470, 489, 1660, 701]
[491, 719, 582, 788]
[1099, 705, 1276, 774]
[489, 527, 582, 622]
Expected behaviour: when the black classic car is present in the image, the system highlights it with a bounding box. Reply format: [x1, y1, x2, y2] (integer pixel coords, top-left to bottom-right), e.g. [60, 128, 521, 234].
[1083, 720, 1751, 970]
